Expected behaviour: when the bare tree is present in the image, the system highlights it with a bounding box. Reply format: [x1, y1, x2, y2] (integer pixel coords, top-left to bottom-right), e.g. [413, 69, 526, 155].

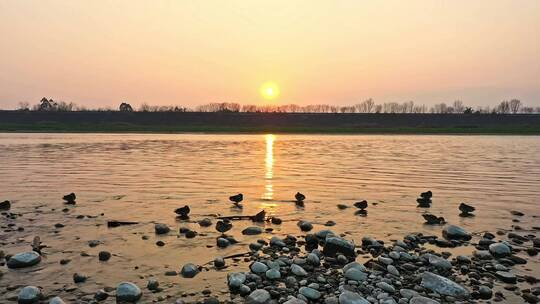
[119, 102, 134, 112]
[453, 100, 464, 113]
[509, 99, 521, 114]
[17, 102, 30, 111]
[497, 100, 510, 114]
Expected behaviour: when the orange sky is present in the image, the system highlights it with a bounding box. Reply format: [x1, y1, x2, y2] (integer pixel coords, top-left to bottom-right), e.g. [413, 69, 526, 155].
[1, 0, 539, 109]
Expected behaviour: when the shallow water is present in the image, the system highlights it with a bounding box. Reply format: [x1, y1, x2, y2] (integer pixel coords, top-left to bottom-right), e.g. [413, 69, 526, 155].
[0, 133, 539, 302]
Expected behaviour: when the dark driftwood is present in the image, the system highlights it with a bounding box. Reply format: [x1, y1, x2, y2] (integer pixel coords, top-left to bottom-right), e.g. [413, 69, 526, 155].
[217, 210, 266, 222]
[202, 252, 251, 266]
[107, 220, 139, 227]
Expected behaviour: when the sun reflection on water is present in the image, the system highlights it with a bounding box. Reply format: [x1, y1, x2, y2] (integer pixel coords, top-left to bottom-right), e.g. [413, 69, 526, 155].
[262, 134, 275, 202]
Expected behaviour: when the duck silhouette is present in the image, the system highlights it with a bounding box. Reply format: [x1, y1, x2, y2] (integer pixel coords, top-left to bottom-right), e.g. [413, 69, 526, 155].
[174, 205, 190, 219]
[216, 220, 233, 234]
[354, 200, 368, 210]
[63, 193, 76, 204]
[295, 192, 305, 202]
[459, 203, 475, 217]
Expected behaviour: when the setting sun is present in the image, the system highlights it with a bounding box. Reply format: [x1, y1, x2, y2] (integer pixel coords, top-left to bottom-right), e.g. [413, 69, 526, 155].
[260, 82, 280, 100]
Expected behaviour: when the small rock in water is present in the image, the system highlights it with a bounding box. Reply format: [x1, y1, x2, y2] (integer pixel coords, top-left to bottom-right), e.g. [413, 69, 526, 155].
[478, 285, 492, 299]
[217, 237, 230, 248]
[242, 226, 263, 235]
[98, 251, 111, 261]
[181, 263, 199, 278]
[18, 286, 42, 304]
[73, 272, 88, 283]
[416, 191, 432, 207]
[246, 289, 271, 304]
[48, 296, 66, 304]
[0, 200, 11, 210]
[271, 217, 282, 224]
[198, 218, 212, 227]
[298, 220, 313, 232]
[154, 223, 170, 234]
[94, 289, 109, 301]
[214, 257, 225, 268]
[116, 282, 142, 302]
[147, 279, 159, 291]
[510, 210, 524, 216]
[7, 251, 41, 269]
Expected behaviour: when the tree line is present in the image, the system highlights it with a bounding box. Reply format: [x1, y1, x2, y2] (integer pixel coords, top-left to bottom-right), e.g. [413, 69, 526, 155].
[14, 97, 540, 114]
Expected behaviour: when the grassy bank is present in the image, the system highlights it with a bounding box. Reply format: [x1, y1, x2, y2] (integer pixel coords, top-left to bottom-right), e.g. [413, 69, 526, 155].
[1, 122, 540, 134]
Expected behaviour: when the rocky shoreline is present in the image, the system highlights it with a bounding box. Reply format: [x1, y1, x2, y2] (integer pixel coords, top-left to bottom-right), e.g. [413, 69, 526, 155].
[1, 193, 539, 303]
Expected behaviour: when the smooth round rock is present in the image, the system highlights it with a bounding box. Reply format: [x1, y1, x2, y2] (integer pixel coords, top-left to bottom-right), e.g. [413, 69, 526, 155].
[18, 286, 42, 304]
[181, 263, 199, 278]
[299, 286, 320, 300]
[242, 226, 263, 235]
[265, 268, 281, 280]
[489, 243, 511, 258]
[48, 297, 65, 304]
[154, 223, 170, 234]
[409, 296, 440, 304]
[338, 291, 370, 304]
[116, 282, 142, 302]
[250, 261, 268, 273]
[291, 264, 308, 276]
[7, 252, 41, 269]
[246, 289, 271, 304]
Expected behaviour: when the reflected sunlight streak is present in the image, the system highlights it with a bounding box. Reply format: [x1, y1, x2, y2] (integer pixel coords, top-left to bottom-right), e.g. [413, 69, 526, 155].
[262, 134, 275, 201]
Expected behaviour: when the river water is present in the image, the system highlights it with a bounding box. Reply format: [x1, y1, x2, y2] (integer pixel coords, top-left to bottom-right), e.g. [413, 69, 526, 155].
[0, 133, 539, 302]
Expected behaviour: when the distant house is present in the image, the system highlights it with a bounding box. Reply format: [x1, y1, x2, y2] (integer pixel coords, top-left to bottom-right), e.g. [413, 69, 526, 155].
[119, 102, 133, 112]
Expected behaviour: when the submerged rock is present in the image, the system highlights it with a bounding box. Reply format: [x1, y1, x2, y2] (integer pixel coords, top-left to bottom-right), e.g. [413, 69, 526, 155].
[421, 272, 469, 298]
[7, 251, 41, 269]
[63, 192, 76, 204]
[216, 220, 233, 233]
[116, 282, 142, 302]
[353, 200, 368, 210]
[174, 205, 190, 218]
[422, 214, 445, 225]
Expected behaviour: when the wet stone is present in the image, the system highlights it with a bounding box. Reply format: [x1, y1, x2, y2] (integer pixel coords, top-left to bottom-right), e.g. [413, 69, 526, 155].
[18, 286, 42, 304]
[246, 289, 271, 304]
[181, 263, 199, 278]
[116, 282, 142, 302]
[7, 251, 41, 269]
[48, 296, 66, 304]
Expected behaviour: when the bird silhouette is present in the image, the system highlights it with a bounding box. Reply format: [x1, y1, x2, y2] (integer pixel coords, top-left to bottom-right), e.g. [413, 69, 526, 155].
[459, 203, 475, 217]
[295, 192, 306, 202]
[63, 193, 76, 204]
[354, 200, 368, 210]
[174, 205, 190, 219]
[216, 220, 233, 234]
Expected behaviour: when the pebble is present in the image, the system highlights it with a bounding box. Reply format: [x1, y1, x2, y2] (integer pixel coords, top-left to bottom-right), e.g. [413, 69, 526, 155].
[18, 286, 42, 304]
[181, 263, 199, 278]
[7, 251, 41, 268]
[246, 289, 271, 304]
[98, 251, 111, 261]
[154, 223, 170, 234]
[242, 226, 263, 235]
[338, 290, 370, 304]
[291, 264, 308, 276]
[299, 286, 321, 300]
[48, 296, 65, 304]
[116, 282, 142, 302]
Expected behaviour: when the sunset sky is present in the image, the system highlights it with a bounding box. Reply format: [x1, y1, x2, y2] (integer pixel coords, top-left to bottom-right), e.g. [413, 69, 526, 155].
[1, 0, 539, 109]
